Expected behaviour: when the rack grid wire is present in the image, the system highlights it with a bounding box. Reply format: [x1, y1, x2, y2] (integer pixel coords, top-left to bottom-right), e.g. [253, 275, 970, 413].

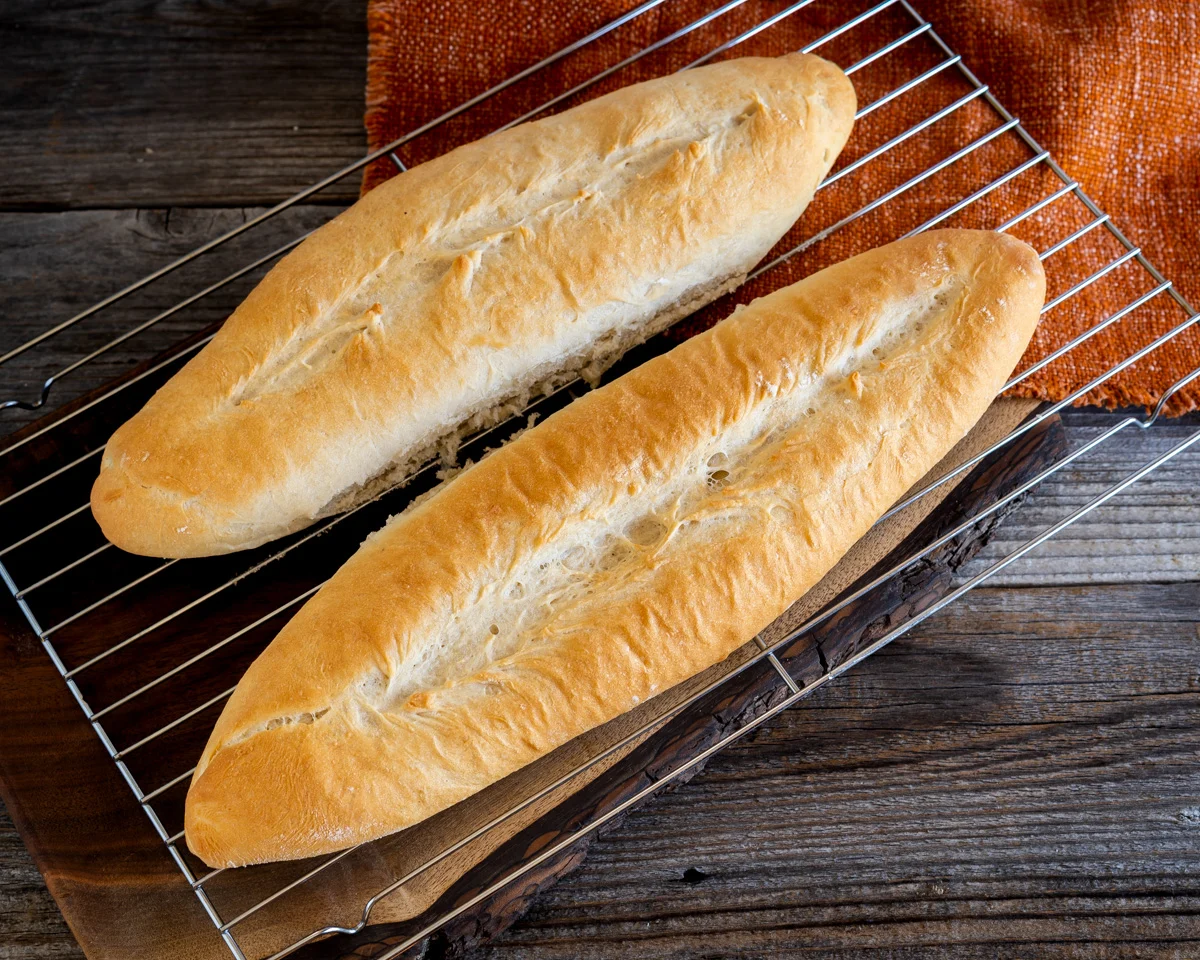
[1, 0, 1198, 957]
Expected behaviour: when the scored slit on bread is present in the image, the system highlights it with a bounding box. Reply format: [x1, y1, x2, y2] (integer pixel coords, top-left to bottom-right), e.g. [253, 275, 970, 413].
[185, 230, 1046, 868]
[91, 53, 857, 558]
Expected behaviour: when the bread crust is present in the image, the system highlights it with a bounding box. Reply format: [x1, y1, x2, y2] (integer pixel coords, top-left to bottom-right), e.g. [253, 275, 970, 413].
[185, 230, 1046, 868]
[91, 53, 856, 558]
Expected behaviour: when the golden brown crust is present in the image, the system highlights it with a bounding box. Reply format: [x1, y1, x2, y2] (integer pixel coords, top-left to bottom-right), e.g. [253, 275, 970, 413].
[185, 230, 1045, 868]
[91, 54, 856, 558]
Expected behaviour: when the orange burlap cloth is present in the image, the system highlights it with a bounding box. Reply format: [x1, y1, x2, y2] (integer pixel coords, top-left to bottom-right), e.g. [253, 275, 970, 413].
[362, 1, 1199, 413]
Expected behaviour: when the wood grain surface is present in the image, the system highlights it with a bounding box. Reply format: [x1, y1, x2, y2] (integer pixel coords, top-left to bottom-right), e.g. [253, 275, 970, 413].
[0, 0, 366, 209]
[462, 581, 1200, 960]
[0, 1, 1197, 958]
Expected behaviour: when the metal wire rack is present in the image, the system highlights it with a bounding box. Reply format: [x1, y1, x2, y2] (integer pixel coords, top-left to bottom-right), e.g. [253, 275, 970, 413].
[1, 0, 1198, 957]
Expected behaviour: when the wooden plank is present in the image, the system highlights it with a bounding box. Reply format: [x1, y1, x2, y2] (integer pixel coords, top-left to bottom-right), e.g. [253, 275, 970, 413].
[965, 409, 1200, 586]
[0, 0, 365, 209]
[0, 207, 341, 432]
[0, 811, 80, 960]
[0, 601, 215, 960]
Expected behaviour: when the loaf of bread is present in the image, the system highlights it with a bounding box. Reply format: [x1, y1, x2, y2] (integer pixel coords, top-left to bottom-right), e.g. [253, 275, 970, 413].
[90, 53, 855, 558]
[184, 230, 1045, 867]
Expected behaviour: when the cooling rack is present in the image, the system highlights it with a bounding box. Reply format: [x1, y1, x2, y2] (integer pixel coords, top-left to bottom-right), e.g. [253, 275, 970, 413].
[1, 0, 1198, 957]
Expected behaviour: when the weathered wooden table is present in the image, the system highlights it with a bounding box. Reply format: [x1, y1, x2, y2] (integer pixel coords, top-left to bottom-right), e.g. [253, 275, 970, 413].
[1, 2, 1197, 957]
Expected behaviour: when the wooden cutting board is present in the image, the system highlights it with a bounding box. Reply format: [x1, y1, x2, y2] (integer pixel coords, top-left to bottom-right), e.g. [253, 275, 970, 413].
[0, 321, 1066, 960]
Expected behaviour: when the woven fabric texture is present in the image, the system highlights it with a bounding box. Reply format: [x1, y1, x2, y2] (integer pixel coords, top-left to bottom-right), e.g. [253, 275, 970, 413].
[362, 0, 1199, 412]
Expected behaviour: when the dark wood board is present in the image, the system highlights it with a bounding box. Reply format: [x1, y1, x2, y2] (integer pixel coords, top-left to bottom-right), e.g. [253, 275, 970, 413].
[0, 393, 1066, 960]
[0, 592, 216, 960]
